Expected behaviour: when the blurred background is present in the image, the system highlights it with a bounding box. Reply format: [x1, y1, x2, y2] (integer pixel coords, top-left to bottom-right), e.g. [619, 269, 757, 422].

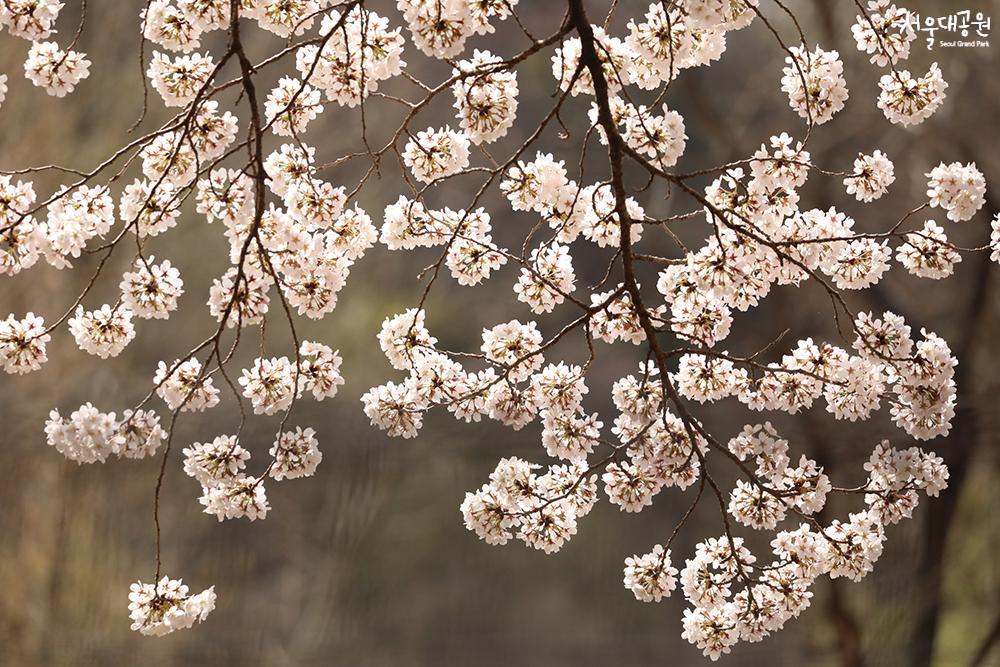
[1, 1, 999, 665]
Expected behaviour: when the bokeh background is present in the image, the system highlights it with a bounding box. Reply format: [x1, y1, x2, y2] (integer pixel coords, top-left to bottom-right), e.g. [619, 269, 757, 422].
[1, 1, 999, 665]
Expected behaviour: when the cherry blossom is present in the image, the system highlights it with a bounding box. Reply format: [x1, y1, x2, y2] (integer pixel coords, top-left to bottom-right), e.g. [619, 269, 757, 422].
[0, 0, 992, 651]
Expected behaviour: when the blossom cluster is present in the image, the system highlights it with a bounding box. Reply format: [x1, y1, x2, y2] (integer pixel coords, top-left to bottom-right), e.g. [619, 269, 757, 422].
[45, 403, 165, 463]
[354, 0, 984, 659]
[128, 577, 216, 637]
[2, 0, 392, 637]
[849, 0, 948, 126]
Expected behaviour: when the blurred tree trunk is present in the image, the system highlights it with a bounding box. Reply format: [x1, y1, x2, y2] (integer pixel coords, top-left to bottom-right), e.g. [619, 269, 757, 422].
[970, 605, 1000, 667]
[828, 581, 866, 667]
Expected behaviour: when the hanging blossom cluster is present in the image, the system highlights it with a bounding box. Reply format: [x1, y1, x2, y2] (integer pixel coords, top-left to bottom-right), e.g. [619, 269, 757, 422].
[0, 0, 994, 655]
[128, 577, 216, 637]
[2, 0, 398, 638]
[352, 0, 992, 660]
[0, 0, 91, 98]
[848, 0, 948, 126]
